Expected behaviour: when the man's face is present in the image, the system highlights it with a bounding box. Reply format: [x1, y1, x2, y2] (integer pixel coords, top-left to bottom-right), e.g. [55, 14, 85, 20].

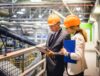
[49, 23, 60, 32]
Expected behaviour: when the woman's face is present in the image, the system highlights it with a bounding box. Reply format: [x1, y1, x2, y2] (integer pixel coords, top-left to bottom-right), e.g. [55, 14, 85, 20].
[66, 26, 77, 34]
[66, 27, 74, 34]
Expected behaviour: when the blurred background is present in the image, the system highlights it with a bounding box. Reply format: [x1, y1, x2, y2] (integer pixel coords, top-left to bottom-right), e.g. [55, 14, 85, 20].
[0, 0, 100, 76]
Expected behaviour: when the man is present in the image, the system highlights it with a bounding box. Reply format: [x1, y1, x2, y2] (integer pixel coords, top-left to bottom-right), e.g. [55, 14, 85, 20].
[46, 14, 70, 76]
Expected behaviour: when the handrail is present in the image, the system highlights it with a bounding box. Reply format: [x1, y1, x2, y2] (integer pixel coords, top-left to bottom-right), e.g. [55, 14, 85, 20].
[95, 40, 100, 56]
[95, 49, 100, 56]
[19, 58, 46, 76]
[0, 43, 45, 60]
[0, 43, 46, 76]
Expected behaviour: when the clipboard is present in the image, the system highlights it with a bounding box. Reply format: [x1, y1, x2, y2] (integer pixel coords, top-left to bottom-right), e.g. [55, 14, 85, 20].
[64, 40, 77, 64]
[36, 47, 61, 66]
[36, 47, 61, 55]
[36, 47, 47, 54]
[36, 47, 55, 65]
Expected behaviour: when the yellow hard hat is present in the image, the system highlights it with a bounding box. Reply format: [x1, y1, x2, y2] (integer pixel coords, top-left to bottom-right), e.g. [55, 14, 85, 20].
[48, 14, 60, 26]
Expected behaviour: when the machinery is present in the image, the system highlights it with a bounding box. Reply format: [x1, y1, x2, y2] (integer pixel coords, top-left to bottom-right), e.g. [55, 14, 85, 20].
[0, 22, 36, 55]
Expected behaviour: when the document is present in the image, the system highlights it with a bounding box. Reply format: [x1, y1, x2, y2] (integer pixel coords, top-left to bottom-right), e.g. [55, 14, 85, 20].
[36, 46, 56, 65]
[36, 46, 47, 54]
[36, 46, 61, 55]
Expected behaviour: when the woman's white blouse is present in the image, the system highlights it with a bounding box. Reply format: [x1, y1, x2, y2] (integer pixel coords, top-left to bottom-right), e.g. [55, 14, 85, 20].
[67, 33, 87, 75]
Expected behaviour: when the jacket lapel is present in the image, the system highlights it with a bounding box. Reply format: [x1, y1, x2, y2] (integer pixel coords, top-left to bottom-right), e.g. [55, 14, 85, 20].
[46, 28, 62, 49]
[50, 28, 62, 49]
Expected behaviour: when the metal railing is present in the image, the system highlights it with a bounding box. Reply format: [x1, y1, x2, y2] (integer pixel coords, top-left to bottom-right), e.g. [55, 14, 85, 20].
[95, 40, 100, 76]
[20, 58, 46, 76]
[0, 43, 46, 76]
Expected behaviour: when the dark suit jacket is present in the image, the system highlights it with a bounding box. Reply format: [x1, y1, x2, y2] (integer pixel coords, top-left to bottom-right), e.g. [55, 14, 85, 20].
[46, 28, 70, 67]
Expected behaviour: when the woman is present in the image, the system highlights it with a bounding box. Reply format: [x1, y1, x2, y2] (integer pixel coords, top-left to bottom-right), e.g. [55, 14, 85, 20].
[60, 15, 88, 76]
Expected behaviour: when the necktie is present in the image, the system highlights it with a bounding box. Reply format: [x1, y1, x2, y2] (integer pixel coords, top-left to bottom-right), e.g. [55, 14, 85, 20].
[48, 33, 56, 47]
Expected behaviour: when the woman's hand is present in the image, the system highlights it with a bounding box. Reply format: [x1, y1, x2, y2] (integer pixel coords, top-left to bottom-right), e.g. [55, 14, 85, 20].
[59, 48, 69, 56]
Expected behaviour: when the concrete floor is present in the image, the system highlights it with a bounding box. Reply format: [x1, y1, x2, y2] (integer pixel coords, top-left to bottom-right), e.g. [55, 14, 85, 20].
[85, 51, 98, 76]
[63, 51, 99, 76]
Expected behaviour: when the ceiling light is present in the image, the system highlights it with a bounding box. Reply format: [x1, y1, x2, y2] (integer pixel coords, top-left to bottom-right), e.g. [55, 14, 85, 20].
[63, 0, 84, 3]
[76, 7, 81, 11]
[17, 11, 24, 14]
[79, 15, 82, 17]
[12, 0, 18, 3]
[80, 18, 83, 20]
[30, 0, 42, 2]
[38, 15, 42, 18]
[21, 8, 26, 12]
[93, 5, 100, 14]
[12, 15, 17, 17]
[25, 21, 29, 23]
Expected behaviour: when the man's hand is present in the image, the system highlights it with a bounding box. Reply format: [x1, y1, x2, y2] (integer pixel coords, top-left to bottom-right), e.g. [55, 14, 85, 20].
[46, 49, 55, 57]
